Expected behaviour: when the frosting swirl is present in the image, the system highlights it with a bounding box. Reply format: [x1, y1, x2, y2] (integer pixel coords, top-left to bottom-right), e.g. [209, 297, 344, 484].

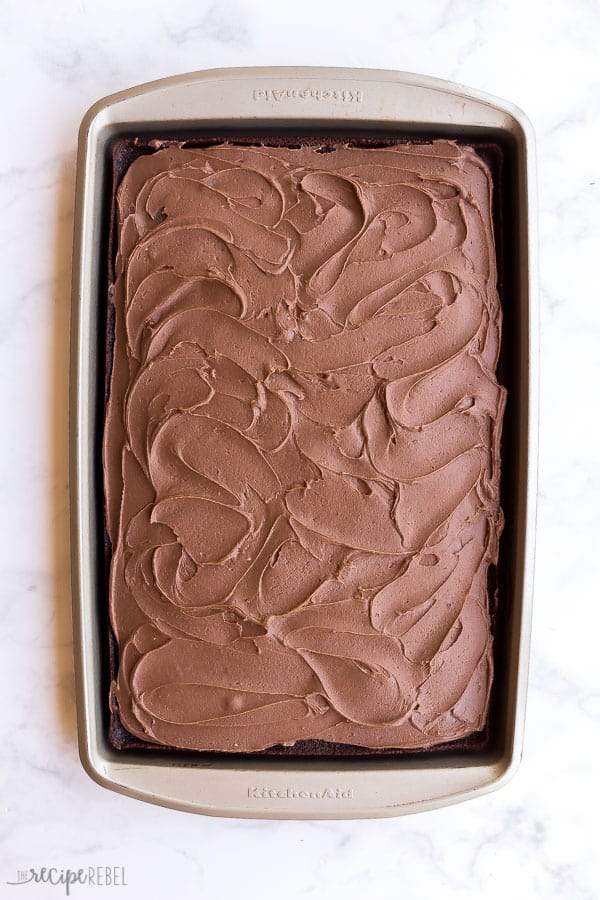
[104, 140, 505, 751]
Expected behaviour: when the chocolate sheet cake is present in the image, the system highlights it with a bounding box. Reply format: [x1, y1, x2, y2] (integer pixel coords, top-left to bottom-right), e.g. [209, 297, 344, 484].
[103, 138, 506, 754]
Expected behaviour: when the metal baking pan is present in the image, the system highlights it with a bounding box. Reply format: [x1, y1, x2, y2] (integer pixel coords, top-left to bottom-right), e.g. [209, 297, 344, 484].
[70, 66, 538, 818]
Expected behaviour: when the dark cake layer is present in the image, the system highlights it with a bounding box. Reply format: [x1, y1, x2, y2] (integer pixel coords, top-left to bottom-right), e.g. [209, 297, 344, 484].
[104, 137, 506, 754]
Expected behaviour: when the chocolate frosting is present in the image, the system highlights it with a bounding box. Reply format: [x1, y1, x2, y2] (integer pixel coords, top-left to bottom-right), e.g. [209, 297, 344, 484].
[104, 140, 506, 752]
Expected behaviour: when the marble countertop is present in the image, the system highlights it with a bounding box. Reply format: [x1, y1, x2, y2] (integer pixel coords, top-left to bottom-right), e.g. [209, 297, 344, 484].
[1, 0, 599, 897]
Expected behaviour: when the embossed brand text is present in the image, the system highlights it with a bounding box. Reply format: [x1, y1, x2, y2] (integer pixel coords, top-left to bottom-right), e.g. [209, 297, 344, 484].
[248, 786, 353, 800]
[252, 88, 363, 103]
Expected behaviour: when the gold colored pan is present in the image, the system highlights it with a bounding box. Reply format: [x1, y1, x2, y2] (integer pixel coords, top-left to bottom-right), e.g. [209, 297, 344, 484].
[69, 67, 538, 818]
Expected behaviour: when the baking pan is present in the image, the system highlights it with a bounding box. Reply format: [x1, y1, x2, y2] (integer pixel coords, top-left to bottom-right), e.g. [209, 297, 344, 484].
[69, 66, 538, 818]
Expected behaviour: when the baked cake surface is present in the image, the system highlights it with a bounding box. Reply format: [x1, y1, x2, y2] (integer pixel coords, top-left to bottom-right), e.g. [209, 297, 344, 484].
[104, 139, 506, 752]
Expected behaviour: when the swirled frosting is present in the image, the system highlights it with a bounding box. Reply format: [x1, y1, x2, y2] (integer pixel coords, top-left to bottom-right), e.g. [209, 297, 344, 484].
[104, 140, 506, 752]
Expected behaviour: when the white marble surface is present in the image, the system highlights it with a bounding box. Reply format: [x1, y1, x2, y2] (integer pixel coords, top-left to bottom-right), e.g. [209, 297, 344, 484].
[1, 0, 599, 896]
